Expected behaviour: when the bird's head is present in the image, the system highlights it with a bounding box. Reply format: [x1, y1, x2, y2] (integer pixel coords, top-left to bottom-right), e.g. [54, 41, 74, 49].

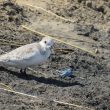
[40, 37, 54, 49]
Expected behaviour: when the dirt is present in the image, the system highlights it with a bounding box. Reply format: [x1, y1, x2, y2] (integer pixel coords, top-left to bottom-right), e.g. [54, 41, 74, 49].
[0, 0, 110, 110]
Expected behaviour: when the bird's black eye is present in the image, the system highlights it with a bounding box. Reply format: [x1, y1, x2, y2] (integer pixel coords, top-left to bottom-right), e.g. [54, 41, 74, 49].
[44, 41, 47, 44]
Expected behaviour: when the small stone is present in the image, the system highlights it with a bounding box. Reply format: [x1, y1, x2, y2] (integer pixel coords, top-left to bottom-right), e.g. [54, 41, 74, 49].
[95, 49, 99, 54]
[77, 0, 83, 3]
[86, 1, 92, 8]
[97, 5, 105, 14]
[92, 37, 98, 41]
[8, 16, 14, 22]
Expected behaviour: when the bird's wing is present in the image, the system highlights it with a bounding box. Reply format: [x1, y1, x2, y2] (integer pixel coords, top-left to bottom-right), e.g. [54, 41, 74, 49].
[0, 43, 44, 63]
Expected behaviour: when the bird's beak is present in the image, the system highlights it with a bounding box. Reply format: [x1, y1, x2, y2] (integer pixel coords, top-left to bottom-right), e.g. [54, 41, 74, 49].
[46, 45, 53, 49]
[47, 41, 54, 49]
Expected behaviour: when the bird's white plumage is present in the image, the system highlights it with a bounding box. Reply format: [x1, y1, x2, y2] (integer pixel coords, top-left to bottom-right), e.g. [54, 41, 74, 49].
[0, 37, 54, 69]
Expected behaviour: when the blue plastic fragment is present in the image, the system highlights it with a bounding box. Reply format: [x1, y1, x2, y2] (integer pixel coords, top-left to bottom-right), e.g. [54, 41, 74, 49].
[57, 67, 73, 78]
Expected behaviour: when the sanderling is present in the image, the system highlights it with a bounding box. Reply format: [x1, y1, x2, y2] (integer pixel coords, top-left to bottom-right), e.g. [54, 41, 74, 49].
[0, 37, 54, 75]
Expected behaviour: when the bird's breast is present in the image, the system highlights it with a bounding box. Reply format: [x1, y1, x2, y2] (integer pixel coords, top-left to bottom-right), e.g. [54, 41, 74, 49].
[25, 49, 51, 66]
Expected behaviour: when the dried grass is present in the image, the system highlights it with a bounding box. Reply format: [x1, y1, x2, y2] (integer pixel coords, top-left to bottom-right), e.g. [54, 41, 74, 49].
[0, 86, 94, 110]
[22, 25, 97, 57]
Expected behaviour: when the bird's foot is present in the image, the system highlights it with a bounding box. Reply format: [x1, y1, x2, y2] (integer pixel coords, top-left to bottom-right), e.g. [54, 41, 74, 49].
[20, 68, 27, 76]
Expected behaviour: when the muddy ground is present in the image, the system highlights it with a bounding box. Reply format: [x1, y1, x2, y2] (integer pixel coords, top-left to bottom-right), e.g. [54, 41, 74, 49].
[0, 0, 110, 110]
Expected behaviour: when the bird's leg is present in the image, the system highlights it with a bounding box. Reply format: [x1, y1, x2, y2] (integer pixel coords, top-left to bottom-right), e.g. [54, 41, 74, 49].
[24, 68, 27, 74]
[20, 68, 27, 75]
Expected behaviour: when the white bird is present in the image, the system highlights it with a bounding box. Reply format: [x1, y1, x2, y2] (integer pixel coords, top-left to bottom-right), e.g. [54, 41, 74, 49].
[0, 37, 54, 74]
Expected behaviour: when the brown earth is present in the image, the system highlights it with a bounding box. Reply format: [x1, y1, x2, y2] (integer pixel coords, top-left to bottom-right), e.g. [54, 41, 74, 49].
[0, 0, 110, 110]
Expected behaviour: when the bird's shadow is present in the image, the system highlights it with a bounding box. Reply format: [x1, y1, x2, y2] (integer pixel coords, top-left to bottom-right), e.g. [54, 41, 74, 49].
[0, 67, 84, 87]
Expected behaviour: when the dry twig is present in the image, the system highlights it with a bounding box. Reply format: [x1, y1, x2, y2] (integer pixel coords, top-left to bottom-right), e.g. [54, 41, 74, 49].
[17, 3, 77, 23]
[0, 87, 94, 110]
[22, 25, 96, 57]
